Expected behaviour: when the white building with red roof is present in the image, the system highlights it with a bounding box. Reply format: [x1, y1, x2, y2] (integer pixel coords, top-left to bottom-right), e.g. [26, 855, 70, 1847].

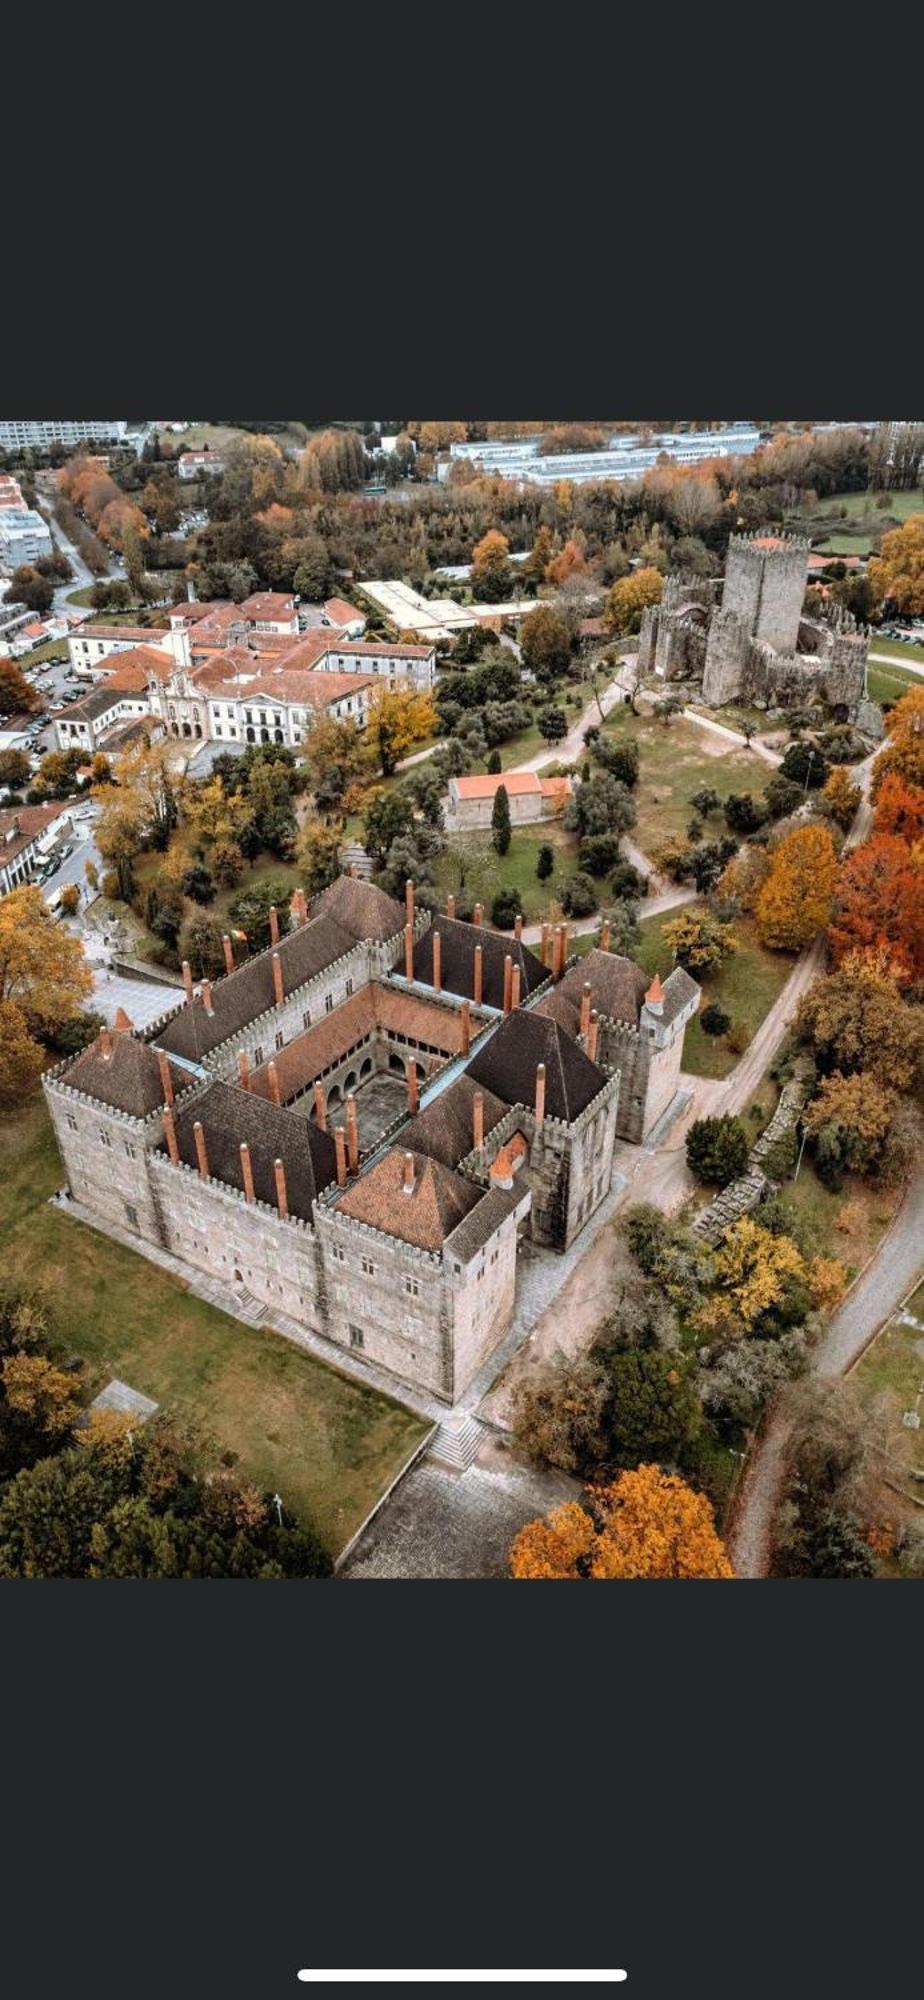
[446, 769, 572, 831]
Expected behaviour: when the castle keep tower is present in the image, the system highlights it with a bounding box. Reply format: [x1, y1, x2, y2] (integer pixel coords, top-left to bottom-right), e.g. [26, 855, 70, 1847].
[703, 532, 810, 705]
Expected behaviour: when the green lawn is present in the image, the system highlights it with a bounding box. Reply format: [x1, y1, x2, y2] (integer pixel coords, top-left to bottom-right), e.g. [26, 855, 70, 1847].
[131, 843, 304, 963]
[66, 585, 102, 608]
[602, 709, 766, 860]
[867, 635, 924, 664]
[867, 660, 920, 707]
[0, 1093, 428, 1555]
[436, 823, 580, 924]
[635, 905, 793, 1078]
[19, 639, 69, 668]
[819, 489, 922, 523]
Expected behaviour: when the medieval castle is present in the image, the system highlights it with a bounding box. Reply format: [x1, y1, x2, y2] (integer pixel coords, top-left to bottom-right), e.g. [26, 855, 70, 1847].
[638, 533, 877, 725]
[44, 880, 698, 1407]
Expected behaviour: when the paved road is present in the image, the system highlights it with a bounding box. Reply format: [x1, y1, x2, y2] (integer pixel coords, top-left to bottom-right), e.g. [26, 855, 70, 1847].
[727, 1162, 924, 1578]
[867, 648, 924, 681]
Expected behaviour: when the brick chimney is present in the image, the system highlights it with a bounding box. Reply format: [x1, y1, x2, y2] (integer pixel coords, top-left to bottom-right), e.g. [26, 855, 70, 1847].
[540, 923, 549, 967]
[446, 893, 456, 919]
[272, 951, 284, 1009]
[334, 1127, 347, 1188]
[313, 1081, 327, 1132]
[182, 960, 193, 1003]
[163, 1105, 179, 1164]
[514, 912, 523, 941]
[405, 1059, 419, 1115]
[553, 924, 567, 981]
[346, 1094, 359, 1172]
[587, 1009, 600, 1063]
[473, 944, 483, 1006]
[580, 981, 592, 1041]
[473, 902, 482, 927]
[293, 888, 307, 927]
[405, 878, 415, 929]
[460, 999, 471, 1053]
[511, 962, 521, 1010]
[404, 923, 414, 982]
[193, 1120, 209, 1178]
[236, 1050, 250, 1091]
[600, 919, 611, 954]
[201, 979, 214, 1016]
[432, 930, 441, 993]
[269, 904, 280, 946]
[349, 863, 358, 879]
[113, 1006, 133, 1033]
[473, 1088, 484, 1153]
[402, 1151, 415, 1195]
[535, 1062, 546, 1128]
[239, 1141, 255, 1203]
[100, 1027, 113, 1062]
[503, 954, 513, 1015]
[274, 1157, 289, 1219]
[222, 933, 235, 975]
[157, 1049, 174, 1107]
[268, 1060, 281, 1106]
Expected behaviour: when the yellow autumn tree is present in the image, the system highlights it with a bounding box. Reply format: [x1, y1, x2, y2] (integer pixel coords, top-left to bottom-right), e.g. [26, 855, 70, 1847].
[696, 1216, 807, 1341]
[510, 1465, 733, 1579]
[367, 685, 438, 777]
[1, 1352, 83, 1442]
[603, 566, 664, 636]
[868, 513, 924, 617]
[755, 823, 838, 950]
[0, 997, 44, 1105]
[0, 885, 92, 1033]
[874, 686, 924, 792]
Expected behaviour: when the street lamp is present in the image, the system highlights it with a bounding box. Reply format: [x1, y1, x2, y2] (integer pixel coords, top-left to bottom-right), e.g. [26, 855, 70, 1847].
[802, 747, 816, 796]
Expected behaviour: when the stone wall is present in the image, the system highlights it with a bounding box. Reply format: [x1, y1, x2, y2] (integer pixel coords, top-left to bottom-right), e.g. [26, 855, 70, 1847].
[43, 1066, 204, 1247]
[693, 1069, 811, 1245]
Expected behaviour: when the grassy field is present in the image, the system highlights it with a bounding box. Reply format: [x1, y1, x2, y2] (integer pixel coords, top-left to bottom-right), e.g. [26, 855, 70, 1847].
[866, 635, 924, 664]
[635, 905, 793, 1078]
[131, 842, 304, 963]
[793, 488, 922, 555]
[775, 1161, 901, 1281]
[0, 1092, 428, 1554]
[601, 709, 763, 858]
[435, 822, 580, 924]
[850, 1303, 924, 1514]
[867, 659, 920, 707]
[18, 639, 69, 668]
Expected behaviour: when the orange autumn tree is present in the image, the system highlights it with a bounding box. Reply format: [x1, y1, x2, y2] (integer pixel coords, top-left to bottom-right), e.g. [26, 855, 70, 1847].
[509, 1465, 733, 1580]
[873, 685, 924, 793]
[755, 823, 838, 951]
[871, 772, 924, 847]
[867, 513, 924, 618]
[827, 834, 924, 979]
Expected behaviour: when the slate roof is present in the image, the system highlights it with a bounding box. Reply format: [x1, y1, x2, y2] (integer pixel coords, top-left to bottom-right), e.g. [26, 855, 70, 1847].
[443, 1181, 526, 1264]
[558, 950, 650, 1026]
[661, 965, 700, 1023]
[310, 874, 404, 943]
[335, 1146, 482, 1253]
[65, 1032, 188, 1120]
[411, 915, 546, 1011]
[170, 1078, 336, 1219]
[466, 1009, 607, 1124]
[400, 1074, 509, 1169]
[153, 912, 357, 1062]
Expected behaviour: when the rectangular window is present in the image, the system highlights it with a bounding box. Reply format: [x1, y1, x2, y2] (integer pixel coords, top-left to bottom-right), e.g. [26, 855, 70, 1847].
[405, 1276, 420, 1298]
[302, 1010, 311, 1030]
[324, 994, 333, 1014]
[253, 1047, 264, 1066]
[100, 1129, 112, 1149]
[124, 1202, 139, 1230]
[349, 1324, 364, 1349]
[123, 1141, 136, 1159]
[345, 978, 354, 997]
[332, 1244, 345, 1264]
[361, 1256, 375, 1277]
[275, 1030, 284, 1052]
[66, 1112, 78, 1132]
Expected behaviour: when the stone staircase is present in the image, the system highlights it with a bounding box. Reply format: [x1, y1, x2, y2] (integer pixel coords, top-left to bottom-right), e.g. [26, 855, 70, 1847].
[428, 1415, 485, 1473]
[235, 1285, 272, 1327]
[341, 842, 374, 880]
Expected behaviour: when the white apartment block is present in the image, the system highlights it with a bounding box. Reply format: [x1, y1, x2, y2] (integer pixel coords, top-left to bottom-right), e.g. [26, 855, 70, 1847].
[0, 508, 54, 566]
[0, 419, 127, 451]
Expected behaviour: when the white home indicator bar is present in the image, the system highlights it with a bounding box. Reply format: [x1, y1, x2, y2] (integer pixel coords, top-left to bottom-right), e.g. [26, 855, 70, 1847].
[297, 1975, 628, 1986]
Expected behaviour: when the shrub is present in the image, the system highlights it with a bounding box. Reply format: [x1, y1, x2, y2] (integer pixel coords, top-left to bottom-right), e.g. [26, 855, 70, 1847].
[578, 832, 623, 876]
[724, 792, 767, 834]
[763, 775, 803, 821]
[700, 1003, 731, 1038]
[561, 872, 599, 918]
[686, 1115, 749, 1186]
[181, 863, 216, 906]
[536, 843, 555, 882]
[491, 887, 524, 930]
[780, 741, 828, 790]
[487, 749, 502, 774]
